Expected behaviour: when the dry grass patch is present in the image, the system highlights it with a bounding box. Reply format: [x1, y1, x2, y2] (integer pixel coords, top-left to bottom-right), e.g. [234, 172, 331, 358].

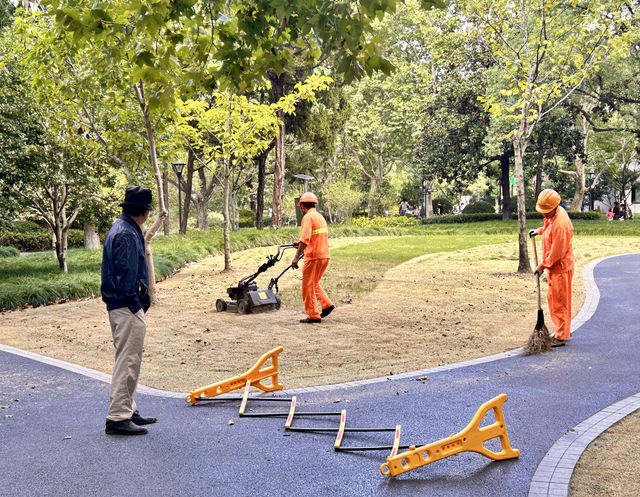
[570, 410, 640, 497]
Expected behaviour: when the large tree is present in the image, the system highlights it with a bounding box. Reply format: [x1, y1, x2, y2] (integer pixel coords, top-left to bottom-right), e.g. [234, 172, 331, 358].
[467, 0, 632, 272]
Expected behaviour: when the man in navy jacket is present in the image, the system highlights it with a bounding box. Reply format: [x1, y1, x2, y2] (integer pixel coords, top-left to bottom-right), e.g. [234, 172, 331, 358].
[101, 186, 157, 435]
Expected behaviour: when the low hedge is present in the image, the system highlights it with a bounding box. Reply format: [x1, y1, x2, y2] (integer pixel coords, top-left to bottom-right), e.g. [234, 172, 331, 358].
[424, 211, 602, 224]
[0, 246, 20, 257]
[0, 229, 84, 252]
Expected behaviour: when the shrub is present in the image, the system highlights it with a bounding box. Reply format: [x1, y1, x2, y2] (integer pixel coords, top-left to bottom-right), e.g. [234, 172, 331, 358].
[239, 209, 256, 228]
[423, 210, 603, 224]
[0, 229, 84, 252]
[462, 201, 495, 214]
[323, 179, 365, 223]
[431, 196, 453, 215]
[350, 215, 420, 228]
[12, 219, 44, 232]
[0, 246, 20, 257]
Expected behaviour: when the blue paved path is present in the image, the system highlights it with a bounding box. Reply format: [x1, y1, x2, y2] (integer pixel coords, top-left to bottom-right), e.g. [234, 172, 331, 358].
[1, 254, 639, 497]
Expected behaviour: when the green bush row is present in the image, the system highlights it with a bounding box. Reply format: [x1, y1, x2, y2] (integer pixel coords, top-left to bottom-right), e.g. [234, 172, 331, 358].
[0, 246, 20, 257]
[0, 229, 85, 252]
[423, 211, 602, 224]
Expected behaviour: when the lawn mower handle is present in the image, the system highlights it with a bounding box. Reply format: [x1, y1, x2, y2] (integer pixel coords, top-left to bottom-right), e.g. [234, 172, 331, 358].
[237, 243, 299, 287]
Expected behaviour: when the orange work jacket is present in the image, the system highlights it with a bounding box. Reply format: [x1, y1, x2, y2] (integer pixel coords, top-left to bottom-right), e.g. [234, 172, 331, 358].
[539, 207, 574, 274]
[298, 208, 330, 261]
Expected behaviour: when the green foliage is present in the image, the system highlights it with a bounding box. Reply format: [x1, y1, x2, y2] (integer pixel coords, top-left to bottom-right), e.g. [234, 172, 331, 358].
[322, 179, 364, 223]
[424, 210, 603, 224]
[0, 228, 84, 252]
[12, 219, 44, 232]
[0, 245, 19, 257]
[350, 215, 419, 228]
[238, 209, 256, 228]
[462, 201, 495, 214]
[432, 196, 453, 214]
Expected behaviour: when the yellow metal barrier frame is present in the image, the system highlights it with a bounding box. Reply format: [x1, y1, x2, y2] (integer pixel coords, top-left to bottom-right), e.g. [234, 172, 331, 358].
[380, 393, 520, 477]
[185, 346, 284, 404]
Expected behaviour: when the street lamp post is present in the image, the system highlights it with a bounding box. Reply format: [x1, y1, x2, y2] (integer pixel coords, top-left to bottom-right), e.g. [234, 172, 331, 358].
[172, 162, 186, 233]
[586, 170, 595, 211]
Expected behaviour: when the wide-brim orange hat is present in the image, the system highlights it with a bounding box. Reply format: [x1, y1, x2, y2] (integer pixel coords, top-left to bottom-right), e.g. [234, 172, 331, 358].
[297, 192, 318, 206]
[535, 189, 561, 214]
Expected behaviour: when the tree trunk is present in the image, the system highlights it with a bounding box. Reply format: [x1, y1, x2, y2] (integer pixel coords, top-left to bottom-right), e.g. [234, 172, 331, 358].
[181, 148, 195, 234]
[231, 191, 239, 232]
[535, 148, 543, 201]
[513, 132, 531, 273]
[83, 223, 100, 249]
[194, 199, 209, 230]
[425, 179, 435, 218]
[569, 154, 586, 211]
[134, 81, 168, 304]
[500, 153, 512, 220]
[270, 73, 286, 229]
[222, 101, 232, 270]
[367, 179, 378, 218]
[54, 223, 67, 272]
[162, 172, 170, 235]
[256, 147, 270, 230]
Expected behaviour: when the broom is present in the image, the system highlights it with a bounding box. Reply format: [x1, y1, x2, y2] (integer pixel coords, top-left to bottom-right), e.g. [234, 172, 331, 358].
[523, 235, 553, 355]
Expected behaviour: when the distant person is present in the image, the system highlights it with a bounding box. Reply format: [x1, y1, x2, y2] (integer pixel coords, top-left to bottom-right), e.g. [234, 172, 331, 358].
[613, 202, 623, 220]
[101, 186, 157, 435]
[399, 200, 410, 216]
[559, 200, 567, 210]
[437, 203, 444, 215]
[606, 208, 614, 221]
[529, 189, 574, 348]
[412, 206, 420, 217]
[291, 192, 334, 323]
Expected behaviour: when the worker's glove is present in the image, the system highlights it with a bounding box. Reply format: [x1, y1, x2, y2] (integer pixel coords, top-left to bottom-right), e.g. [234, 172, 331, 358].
[528, 229, 539, 238]
[533, 266, 543, 276]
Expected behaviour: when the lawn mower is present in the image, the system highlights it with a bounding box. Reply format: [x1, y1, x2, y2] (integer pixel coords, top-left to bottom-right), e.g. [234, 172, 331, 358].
[215, 243, 300, 314]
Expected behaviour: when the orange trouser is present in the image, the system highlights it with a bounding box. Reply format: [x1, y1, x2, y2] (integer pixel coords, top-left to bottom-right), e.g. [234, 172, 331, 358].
[547, 270, 573, 340]
[302, 258, 332, 320]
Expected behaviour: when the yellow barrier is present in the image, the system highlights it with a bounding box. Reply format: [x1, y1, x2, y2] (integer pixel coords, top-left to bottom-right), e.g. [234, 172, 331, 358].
[380, 393, 520, 477]
[184, 346, 284, 404]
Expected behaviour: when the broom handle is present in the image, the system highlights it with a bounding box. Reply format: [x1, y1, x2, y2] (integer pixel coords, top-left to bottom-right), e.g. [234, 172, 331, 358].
[532, 236, 541, 310]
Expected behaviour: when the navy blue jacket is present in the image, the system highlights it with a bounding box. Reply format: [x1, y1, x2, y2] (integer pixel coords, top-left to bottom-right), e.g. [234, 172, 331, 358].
[101, 214, 150, 314]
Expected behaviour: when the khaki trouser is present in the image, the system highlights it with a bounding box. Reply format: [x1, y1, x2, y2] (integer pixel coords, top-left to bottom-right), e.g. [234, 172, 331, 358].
[106, 307, 146, 421]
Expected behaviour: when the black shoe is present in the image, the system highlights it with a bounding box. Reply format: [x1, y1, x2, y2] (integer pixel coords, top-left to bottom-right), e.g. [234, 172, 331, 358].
[320, 305, 335, 318]
[300, 318, 321, 323]
[131, 410, 157, 425]
[551, 338, 566, 347]
[105, 419, 148, 435]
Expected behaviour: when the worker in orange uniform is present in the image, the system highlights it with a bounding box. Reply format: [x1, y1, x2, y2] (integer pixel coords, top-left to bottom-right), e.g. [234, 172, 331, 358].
[529, 189, 574, 347]
[291, 192, 335, 324]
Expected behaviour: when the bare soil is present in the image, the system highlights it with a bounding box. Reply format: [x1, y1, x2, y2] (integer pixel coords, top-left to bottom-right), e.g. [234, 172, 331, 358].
[2, 235, 639, 494]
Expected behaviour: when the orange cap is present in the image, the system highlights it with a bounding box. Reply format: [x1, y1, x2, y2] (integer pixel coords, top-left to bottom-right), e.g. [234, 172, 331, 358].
[297, 192, 318, 206]
[535, 189, 561, 214]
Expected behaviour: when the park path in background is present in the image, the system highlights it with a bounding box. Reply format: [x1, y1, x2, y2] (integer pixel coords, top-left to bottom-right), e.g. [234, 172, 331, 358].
[1, 253, 639, 497]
